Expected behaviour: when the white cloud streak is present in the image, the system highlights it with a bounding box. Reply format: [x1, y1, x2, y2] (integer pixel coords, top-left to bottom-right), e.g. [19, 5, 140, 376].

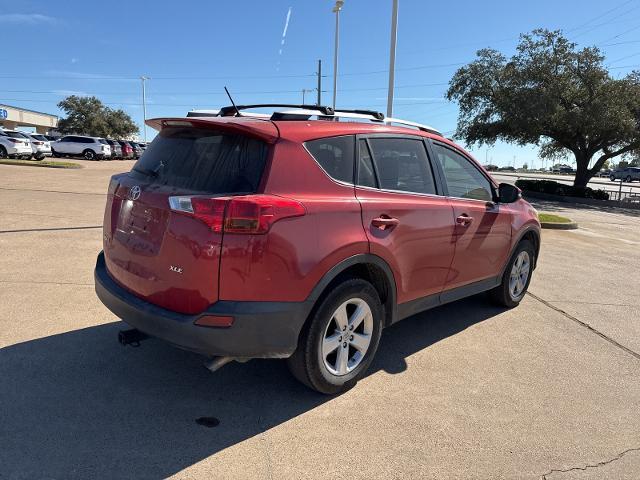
[0, 14, 57, 25]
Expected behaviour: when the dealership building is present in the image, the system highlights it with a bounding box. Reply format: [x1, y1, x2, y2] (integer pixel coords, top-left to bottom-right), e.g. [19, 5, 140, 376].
[0, 103, 58, 134]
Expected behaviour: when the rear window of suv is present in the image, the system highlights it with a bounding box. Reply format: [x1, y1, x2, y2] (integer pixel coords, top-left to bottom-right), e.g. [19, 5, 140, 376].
[132, 127, 269, 194]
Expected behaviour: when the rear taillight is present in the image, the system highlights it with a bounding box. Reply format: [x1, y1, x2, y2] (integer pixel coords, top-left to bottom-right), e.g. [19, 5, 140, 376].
[7, 138, 20, 144]
[33, 141, 43, 145]
[168, 195, 305, 234]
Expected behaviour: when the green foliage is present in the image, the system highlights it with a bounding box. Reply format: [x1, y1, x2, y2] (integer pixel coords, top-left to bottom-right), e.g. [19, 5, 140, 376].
[447, 29, 640, 187]
[617, 160, 629, 169]
[515, 179, 609, 200]
[57, 96, 138, 138]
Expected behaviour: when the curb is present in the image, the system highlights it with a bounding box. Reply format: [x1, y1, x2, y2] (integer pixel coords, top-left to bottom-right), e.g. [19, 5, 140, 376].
[540, 221, 578, 230]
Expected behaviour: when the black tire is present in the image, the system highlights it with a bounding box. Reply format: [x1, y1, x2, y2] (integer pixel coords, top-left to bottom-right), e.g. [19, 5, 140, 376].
[626, 175, 632, 183]
[287, 278, 384, 395]
[610, 175, 616, 181]
[489, 239, 535, 308]
[0, 146, 7, 158]
[83, 149, 96, 160]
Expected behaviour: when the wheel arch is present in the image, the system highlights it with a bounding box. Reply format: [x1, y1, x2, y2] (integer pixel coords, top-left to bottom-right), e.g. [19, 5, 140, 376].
[503, 226, 541, 276]
[306, 254, 398, 328]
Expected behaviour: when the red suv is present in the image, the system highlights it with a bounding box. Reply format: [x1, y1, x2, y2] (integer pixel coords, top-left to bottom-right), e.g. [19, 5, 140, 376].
[95, 105, 540, 394]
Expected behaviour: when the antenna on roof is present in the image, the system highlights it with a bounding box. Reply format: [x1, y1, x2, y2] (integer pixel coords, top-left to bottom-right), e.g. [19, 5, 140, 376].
[224, 87, 241, 117]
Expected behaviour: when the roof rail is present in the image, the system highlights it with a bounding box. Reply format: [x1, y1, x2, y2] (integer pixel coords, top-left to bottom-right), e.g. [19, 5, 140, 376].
[384, 117, 442, 136]
[219, 104, 334, 117]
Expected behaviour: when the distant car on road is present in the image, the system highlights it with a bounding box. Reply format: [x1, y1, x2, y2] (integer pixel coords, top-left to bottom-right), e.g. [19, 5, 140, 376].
[610, 167, 640, 182]
[51, 135, 112, 160]
[596, 169, 612, 177]
[498, 166, 516, 172]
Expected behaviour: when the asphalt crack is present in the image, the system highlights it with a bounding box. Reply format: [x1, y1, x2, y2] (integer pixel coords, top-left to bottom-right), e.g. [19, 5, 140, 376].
[541, 447, 640, 479]
[527, 292, 640, 362]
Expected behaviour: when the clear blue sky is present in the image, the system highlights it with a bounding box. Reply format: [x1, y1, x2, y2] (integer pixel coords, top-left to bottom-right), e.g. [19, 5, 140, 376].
[1, 0, 639, 166]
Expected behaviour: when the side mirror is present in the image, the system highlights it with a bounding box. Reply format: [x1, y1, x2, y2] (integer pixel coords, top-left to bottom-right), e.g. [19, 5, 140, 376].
[498, 183, 521, 203]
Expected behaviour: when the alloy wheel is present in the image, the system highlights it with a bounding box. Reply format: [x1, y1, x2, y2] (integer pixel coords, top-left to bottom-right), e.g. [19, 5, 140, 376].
[321, 298, 373, 376]
[509, 251, 531, 300]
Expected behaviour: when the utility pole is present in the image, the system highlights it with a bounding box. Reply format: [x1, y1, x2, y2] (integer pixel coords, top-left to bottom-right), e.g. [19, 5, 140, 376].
[140, 76, 149, 142]
[317, 59, 322, 106]
[332, 1, 344, 110]
[386, 0, 399, 118]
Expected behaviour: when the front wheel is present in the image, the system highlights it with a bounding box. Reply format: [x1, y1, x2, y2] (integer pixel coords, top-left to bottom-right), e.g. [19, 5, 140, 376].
[287, 278, 384, 394]
[626, 175, 632, 183]
[610, 175, 616, 181]
[0, 146, 7, 158]
[489, 240, 535, 308]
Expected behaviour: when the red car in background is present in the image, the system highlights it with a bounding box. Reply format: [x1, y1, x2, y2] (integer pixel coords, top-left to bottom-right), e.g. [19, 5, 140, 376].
[95, 104, 541, 394]
[118, 140, 135, 159]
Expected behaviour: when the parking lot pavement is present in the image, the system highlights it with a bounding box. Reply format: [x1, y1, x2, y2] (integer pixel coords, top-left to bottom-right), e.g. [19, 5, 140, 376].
[1, 162, 639, 479]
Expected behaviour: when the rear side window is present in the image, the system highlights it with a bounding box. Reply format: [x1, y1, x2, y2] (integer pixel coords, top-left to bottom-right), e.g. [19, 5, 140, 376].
[132, 127, 269, 194]
[305, 135, 355, 184]
[367, 138, 436, 195]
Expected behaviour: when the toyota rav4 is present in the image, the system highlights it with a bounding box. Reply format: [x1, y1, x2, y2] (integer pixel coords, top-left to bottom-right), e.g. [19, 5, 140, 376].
[95, 104, 540, 394]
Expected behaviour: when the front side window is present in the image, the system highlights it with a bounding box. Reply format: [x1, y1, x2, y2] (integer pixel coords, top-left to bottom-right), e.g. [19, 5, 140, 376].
[432, 144, 493, 201]
[305, 135, 355, 184]
[367, 138, 436, 195]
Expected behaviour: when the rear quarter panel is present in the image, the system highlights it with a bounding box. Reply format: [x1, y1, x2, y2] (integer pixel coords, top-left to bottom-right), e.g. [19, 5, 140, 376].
[218, 139, 369, 302]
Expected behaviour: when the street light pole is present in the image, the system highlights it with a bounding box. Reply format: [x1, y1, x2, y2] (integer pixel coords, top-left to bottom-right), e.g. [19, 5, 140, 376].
[332, 0, 344, 110]
[386, 0, 399, 118]
[140, 76, 149, 142]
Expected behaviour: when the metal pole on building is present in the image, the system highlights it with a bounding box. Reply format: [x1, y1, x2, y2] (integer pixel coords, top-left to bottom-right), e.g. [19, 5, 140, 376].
[386, 0, 399, 118]
[141, 76, 149, 142]
[332, 1, 344, 110]
[317, 59, 322, 106]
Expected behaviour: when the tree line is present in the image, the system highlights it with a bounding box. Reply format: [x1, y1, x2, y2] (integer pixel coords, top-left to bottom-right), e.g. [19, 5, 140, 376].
[57, 96, 138, 139]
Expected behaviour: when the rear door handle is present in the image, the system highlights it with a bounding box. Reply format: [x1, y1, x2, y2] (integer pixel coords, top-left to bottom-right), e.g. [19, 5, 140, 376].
[456, 214, 473, 226]
[372, 216, 400, 230]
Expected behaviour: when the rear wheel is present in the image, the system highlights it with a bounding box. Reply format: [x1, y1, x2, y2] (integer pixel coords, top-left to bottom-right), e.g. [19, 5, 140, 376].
[489, 240, 535, 308]
[287, 278, 384, 394]
[610, 175, 616, 181]
[0, 146, 7, 158]
[626, 175, 632, 183]
[83, 149, 96, 160]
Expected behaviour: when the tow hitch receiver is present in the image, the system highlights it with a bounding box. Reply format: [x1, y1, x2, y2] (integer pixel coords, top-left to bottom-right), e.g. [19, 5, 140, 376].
[118, 329, 149, 347]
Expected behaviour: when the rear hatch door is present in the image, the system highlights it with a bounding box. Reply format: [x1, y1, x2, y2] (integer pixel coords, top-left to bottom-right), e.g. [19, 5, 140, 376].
[103, 121, 275, 314]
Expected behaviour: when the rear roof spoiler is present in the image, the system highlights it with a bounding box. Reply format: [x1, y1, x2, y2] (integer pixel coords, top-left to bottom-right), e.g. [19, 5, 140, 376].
[145, 117, 280, 143]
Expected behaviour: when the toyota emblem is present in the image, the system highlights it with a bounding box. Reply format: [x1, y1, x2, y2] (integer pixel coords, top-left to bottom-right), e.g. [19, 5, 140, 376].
[129, 185, 141, 201]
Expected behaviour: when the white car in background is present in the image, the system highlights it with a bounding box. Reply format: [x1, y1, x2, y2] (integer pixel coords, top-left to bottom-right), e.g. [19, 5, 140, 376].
[0, 129, 33, 159]
[23, 133, 52, 159]
[51, 135, 111, 160]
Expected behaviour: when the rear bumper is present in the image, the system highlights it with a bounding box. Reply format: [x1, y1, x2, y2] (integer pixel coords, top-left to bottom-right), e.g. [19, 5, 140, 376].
[94, 252, 310, 358]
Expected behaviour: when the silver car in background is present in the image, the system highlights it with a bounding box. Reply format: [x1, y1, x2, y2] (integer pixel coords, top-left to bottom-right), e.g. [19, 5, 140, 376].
[610, 167, 640, 183]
